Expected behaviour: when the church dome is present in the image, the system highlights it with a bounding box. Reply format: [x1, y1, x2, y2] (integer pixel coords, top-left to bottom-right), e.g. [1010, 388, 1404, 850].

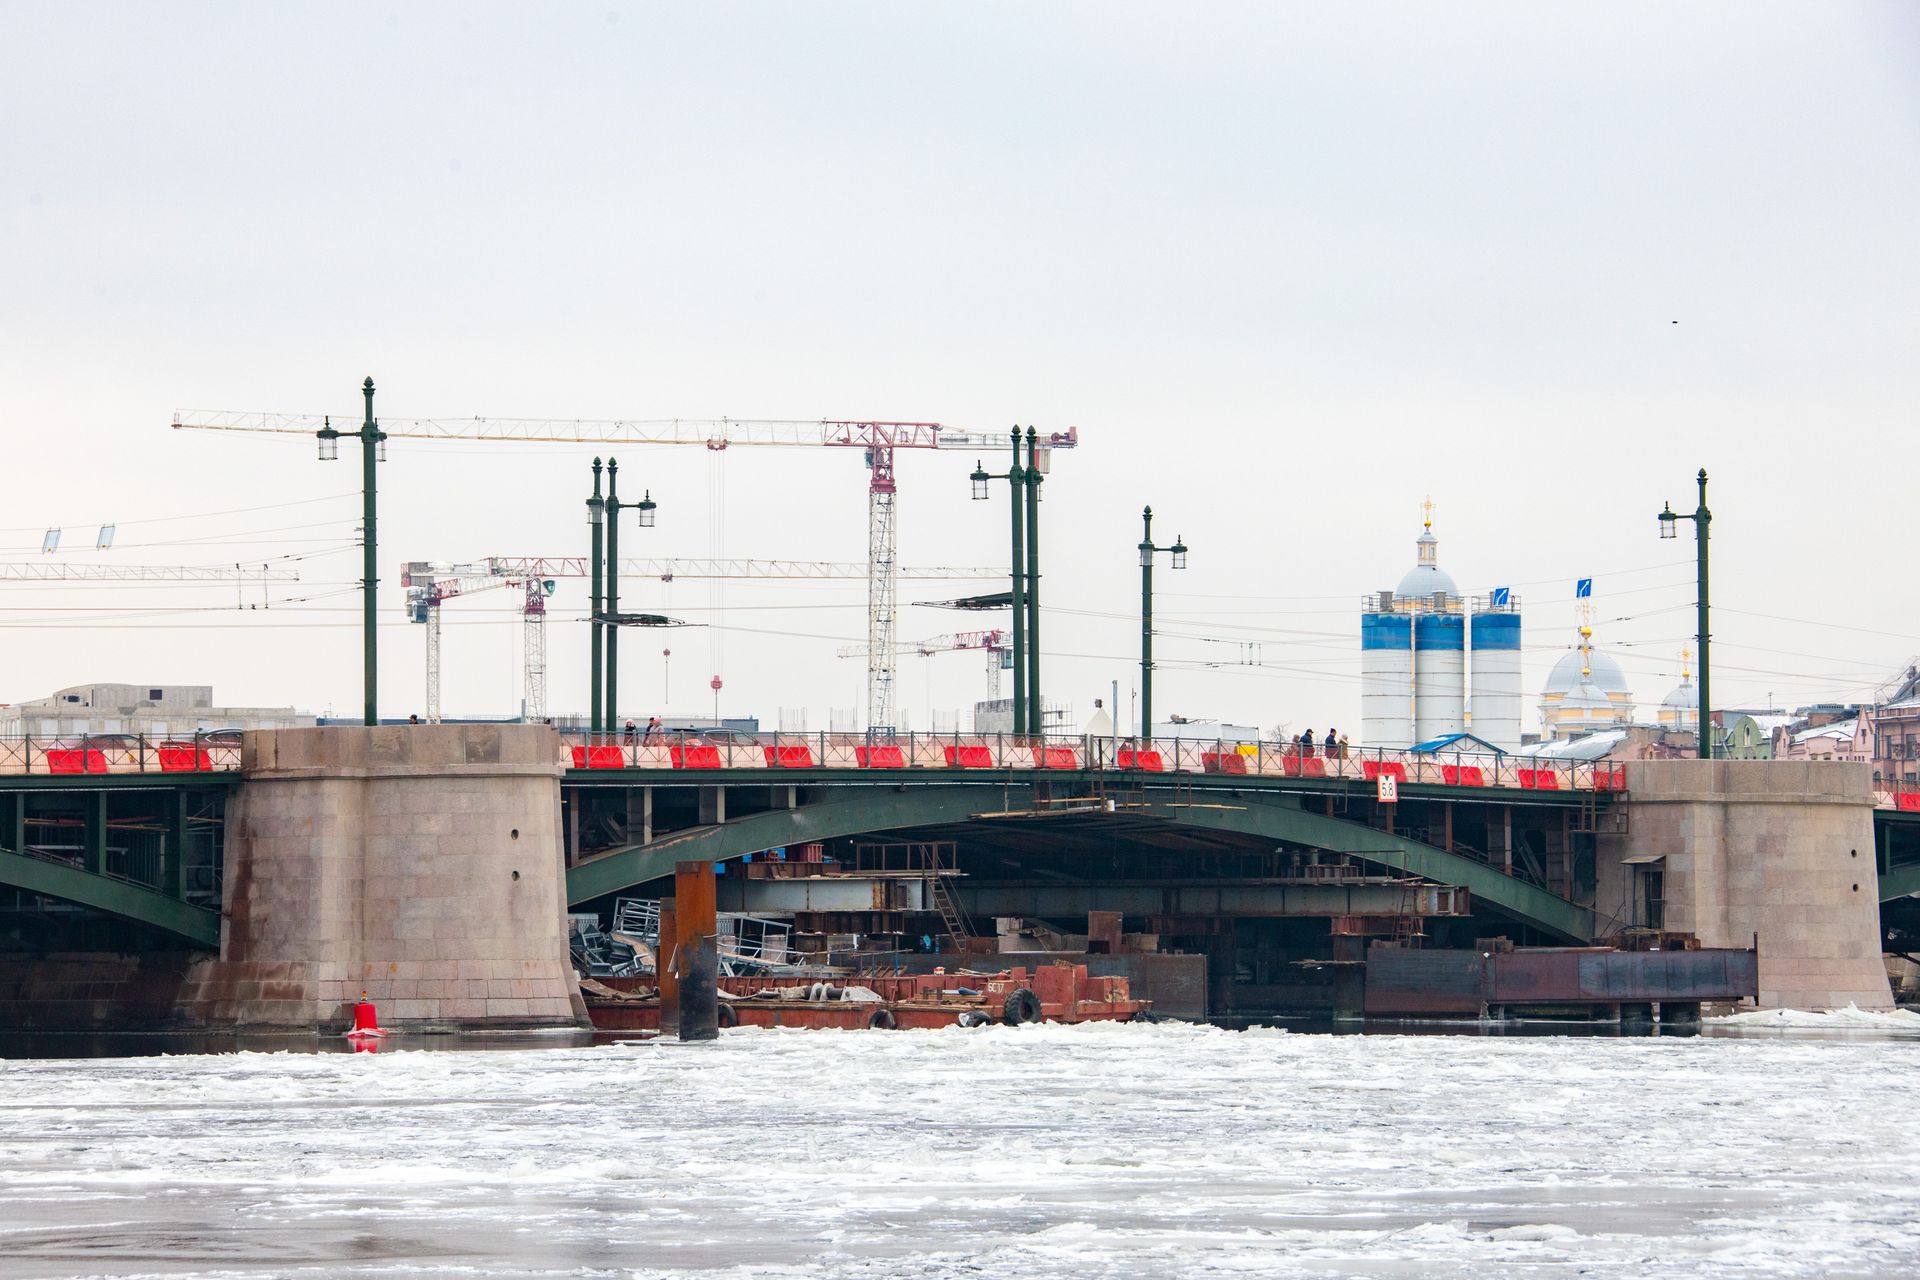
[1662, 679, 1697, 710]
[1392, 527, 1458, 603]
[1395, 561, 1459, 601]
[1562, 680, 1613, 712]
[1544, 648, 1630, 697]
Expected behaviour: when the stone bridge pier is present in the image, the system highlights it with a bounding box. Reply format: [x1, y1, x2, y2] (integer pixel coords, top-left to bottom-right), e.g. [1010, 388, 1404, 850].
[182, 725, 586, 1031]
[1600, 759, 1893, 1010]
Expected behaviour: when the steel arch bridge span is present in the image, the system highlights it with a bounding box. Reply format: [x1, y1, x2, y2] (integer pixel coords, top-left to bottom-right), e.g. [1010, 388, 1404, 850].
[564, 786, 1595, 943]
[0, 847, 221, 949]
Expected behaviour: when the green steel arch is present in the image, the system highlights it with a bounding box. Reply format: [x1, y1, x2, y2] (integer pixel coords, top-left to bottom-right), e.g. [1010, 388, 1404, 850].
[0, 847, 221, 949]
[1881, 862, 1920, 903]
[565, 786, 1593, 942]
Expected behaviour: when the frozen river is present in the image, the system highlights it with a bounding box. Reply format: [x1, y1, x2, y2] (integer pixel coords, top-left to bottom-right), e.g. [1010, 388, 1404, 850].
[1, 1023, 1916, 1279]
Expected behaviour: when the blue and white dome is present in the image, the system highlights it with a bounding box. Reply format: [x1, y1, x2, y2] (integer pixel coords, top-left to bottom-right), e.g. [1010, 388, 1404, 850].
[1394, 528, 1459, 602]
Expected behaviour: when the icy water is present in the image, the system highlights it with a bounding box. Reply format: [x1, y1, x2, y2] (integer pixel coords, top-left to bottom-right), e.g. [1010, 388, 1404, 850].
[1, 1024, 1916, 1279]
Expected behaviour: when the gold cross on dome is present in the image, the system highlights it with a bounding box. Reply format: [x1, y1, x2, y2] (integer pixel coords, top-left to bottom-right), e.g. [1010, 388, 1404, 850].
[1421, 496, 1436, 530]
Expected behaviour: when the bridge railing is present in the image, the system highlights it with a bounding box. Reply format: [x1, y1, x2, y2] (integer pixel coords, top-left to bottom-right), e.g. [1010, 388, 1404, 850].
[0, 732, 243, 777]
[557, 729, 1627, 794]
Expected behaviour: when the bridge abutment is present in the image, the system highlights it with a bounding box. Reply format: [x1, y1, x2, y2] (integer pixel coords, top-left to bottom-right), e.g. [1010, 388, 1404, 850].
[1601, 759, 1891, 1010]
[181, 724, 586, 1032]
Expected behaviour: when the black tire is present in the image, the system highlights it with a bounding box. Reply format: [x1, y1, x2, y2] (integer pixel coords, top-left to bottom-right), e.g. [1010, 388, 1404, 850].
[956, 1010, 991, 1029]
[1129, 1010, 1162, 1024]
[1002, 988, 1043, 1025]
[867, 1007, 897, 1030]
[716, 1003, 739, 1029]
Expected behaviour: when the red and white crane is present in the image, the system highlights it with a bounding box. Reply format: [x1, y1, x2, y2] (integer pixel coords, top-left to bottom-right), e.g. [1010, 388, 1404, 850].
[173, 410, 1078, 728]
[404, 558, 1002, 723]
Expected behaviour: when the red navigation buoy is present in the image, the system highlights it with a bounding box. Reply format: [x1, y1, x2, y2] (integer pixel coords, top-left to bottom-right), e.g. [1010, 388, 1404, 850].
[346, 989, 388, 1051]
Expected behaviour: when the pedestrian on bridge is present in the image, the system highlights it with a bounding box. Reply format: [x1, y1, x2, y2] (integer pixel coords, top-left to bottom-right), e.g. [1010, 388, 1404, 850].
[1300, 727, 1316, 759]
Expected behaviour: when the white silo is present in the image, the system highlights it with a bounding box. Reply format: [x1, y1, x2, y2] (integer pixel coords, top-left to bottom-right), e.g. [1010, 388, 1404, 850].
[1469, 600, 1522, 751]
[1414, 612, 1466, 741]
[1361, 602, 1413, 747]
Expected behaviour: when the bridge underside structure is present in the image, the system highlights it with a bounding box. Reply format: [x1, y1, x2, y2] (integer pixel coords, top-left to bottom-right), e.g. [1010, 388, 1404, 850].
[564, 771, 1605, 937]
[0, 779, 226, 950]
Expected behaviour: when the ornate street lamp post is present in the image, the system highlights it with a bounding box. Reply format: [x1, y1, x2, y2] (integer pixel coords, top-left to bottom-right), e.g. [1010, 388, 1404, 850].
[1658, 468, 1713, 759]
[314, 377, 387, 726]
[1137, 506, 1188, 739]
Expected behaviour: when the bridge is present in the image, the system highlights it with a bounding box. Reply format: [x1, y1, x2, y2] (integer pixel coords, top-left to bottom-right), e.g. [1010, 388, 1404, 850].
[4, 730, 1917, 996]
[1, 725, 1912, 1024]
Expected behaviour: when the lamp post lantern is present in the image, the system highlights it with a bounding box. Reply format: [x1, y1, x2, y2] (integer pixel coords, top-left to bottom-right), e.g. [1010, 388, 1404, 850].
[1137, 505, 1188, 740]
[1658, 468, 1713, 759]
[968, 432, 1027, 734]
[314, 377, 387, 726]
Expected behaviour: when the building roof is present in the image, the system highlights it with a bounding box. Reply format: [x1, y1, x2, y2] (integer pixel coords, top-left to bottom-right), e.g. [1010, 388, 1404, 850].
[1409, 732, 1507, 756]
[1522, 728, 1628, 761]
[1792, 719, 1858, 744]
[1544, 648, 1631, 698]
[1661, 678, 1697, 709]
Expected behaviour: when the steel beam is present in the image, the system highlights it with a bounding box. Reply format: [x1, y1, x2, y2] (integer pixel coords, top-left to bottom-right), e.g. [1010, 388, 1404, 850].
[0, 846, 220, 948]
[960, 881, 1468, 919]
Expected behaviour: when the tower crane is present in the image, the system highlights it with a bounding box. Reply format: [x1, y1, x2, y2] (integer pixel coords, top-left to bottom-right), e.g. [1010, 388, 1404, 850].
[838, 629, 1012, 699]
[404, 558, 1001, 724]
[173, 409, 1078, 729]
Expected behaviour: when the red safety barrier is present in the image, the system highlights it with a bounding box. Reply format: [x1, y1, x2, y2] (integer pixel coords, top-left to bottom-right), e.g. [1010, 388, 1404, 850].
[1117, 749, 1164, 771]
[47, 749, 108, 775]
[855, 745, 907, 769]
[764, 745, 815, 768]
[1301, 757, 1328, 778]
[1362, 760, 1407, 783]
[1201, 751, 1249, 775]
[1899, 793, 1920, 813]
[571, 745, 627, 769]
[943, 745, 994, 769]
[670, 744, 724, 769]
[1441, 765, 1486, 787]
[158, 745, 212, 772]
[1592, 766, 1629, 792]
[1518, 768, 1561, 790]
[1035, 746, 1079, 769]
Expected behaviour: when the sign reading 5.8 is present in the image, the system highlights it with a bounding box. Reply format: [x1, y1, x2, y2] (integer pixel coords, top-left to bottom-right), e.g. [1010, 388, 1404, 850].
[1376, 774, 1398, 804]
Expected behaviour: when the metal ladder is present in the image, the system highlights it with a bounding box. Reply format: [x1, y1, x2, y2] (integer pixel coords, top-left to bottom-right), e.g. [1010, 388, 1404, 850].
[921, 845, 974, 946]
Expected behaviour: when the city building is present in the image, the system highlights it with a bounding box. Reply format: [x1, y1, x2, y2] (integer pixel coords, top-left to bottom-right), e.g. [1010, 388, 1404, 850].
[1655, 648, 1700, 732]
[1537, 587, 1635, 741]
[1359, 508, 1521, 751]
[0, 684, 313, 739]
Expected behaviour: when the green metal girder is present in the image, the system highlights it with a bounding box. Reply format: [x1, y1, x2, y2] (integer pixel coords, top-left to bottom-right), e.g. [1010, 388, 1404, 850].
[1149, 797, 1592, 942]
[0, 846, 220, 949]
[565, 785, 1593, 942]
[568, 786, 1026, 903]
[1880, 862, 1920, 903]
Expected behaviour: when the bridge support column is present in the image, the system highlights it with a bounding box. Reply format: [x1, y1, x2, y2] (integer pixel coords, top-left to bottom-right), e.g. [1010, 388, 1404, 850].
[1601, 760, 1891, 1010]
[2, 792, 21, 856]
[179, 725, 587, 1032]
[1331, 935, 1366, 1020]
[656, 897, 679, 1037]
[674, 860, 719, 1042]
[161, 789, 186, 900]
[628, 786, 653, 844]
[698, 785, 726, 826]
[83, 792, 106, 876]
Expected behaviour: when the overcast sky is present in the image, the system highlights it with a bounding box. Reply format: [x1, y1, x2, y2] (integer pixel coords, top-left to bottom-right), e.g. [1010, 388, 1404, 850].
[2, 2, 1915, 736]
